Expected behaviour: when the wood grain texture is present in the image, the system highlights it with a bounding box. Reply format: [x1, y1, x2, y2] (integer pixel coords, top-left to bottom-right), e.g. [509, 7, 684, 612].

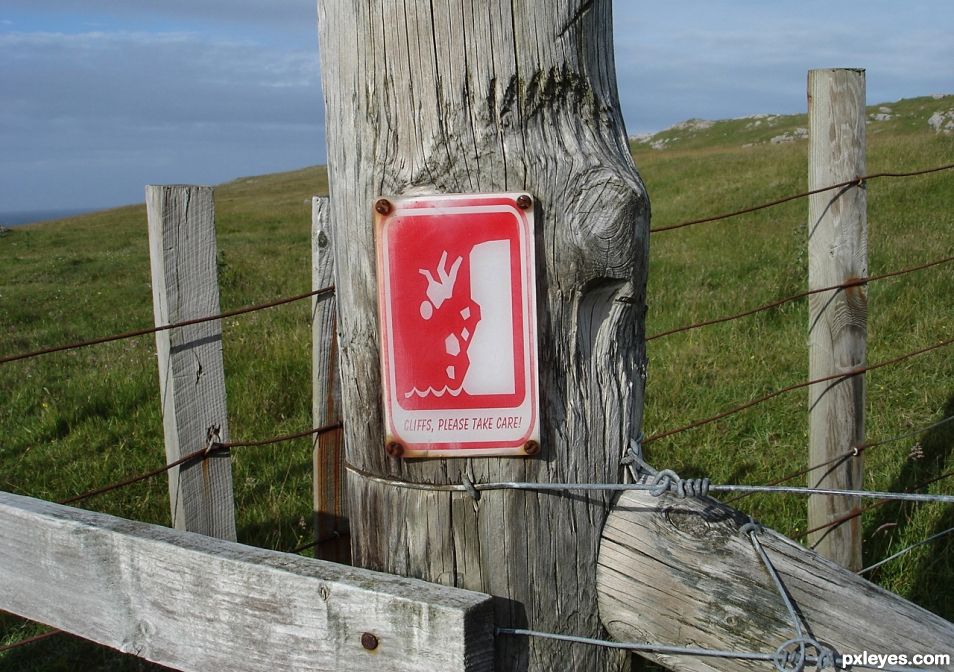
[311, 196, 349, 563]
[807, 69, 867, 569]
[146, 185, 236, 541]
[597, 489, 954, 672]
[317, 1, 649, 669]
[0, 491, 494, 672]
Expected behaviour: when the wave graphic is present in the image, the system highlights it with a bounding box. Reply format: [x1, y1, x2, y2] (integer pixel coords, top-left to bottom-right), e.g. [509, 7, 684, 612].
[404, 385, 465, 399]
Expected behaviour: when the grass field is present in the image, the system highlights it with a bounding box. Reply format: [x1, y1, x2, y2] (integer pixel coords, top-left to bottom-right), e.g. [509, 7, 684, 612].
[2, 95, 953, 669]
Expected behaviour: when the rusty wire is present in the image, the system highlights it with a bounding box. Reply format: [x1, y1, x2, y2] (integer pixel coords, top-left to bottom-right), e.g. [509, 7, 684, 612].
[792, 470, 954, 540]
[724, 415, 954, 505]
[0, 285, 335, 365]
[649, 162, 954, 233]
[0, 629, 62, 654]
[59, 422, 342, 506]
[288, 531, 349, 555]
[647, 255, 954, 341]
[643, 337, 954, 446]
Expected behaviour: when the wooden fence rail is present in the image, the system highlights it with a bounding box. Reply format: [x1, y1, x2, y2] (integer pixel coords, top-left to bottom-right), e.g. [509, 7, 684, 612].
[0, 490, 494, 672]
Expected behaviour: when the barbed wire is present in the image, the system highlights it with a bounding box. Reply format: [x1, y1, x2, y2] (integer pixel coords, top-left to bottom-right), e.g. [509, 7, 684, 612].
[643, 337, 953, 445]
[725, 414, 954, 504]
[793, 470, 954, 540]
[649, 162, 954, 234]
[647, 255, 953, 342]
[0, 285, 335, 365]
[59, 422, 342, 505]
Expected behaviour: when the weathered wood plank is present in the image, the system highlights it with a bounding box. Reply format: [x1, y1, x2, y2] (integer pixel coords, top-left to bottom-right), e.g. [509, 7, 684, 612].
[0, 491, 494, 672]
[146, 184, 236, 540]
[597, 489, 954, 672]
[311, 196, 348, 562]
[807, 69, 867, 569]
[318, 1, 650, 669]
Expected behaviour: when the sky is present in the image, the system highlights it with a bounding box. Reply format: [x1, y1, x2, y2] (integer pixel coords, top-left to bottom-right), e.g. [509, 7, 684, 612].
[1, 1, 952, 212]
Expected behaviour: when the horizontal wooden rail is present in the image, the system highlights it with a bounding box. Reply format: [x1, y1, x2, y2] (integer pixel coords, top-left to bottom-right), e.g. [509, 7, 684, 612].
[0, 491, 494, 672]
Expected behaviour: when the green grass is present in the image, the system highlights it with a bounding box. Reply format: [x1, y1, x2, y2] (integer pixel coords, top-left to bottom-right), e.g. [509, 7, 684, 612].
[2, 96, 953, 668]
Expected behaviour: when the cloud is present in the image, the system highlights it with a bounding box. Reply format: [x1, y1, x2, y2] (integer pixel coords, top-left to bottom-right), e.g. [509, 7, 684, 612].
[0, 28, 324, 209]
[613, 1, 954, 134]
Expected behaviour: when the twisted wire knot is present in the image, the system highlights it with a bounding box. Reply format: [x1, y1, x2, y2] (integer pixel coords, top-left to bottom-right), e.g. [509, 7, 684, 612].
[461, 475, 480, 501]
[740, 520, 765, 536]
[649, 469, 710, 498]
[773, 637, 835, 672]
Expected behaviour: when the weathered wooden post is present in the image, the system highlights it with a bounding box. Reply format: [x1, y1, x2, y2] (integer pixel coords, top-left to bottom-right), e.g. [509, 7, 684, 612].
[317, 2, 649, 669]
[807, 68, 866, 570]
[311, 195, 349, 562]
[146, 184, 236, 540]
[597, 490, 954, 672]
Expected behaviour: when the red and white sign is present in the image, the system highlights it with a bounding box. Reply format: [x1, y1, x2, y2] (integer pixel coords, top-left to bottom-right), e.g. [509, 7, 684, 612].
[374, 193, 539, 458]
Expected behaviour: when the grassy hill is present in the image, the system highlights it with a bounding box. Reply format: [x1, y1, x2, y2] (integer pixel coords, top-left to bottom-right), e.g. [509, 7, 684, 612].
[2, 95, 953, 669]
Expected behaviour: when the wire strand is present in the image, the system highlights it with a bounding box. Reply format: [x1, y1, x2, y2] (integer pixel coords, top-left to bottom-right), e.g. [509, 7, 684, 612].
[345, 464, 954, 504]
[647, 255, 953, 341]
[643, 337, 953, 445]
[0, 285, 335, 365]
[59, 422, 342, 505]
[793, 470, 954, 539]
[649, 162, 954, 233]
[725, 414, 954, 504]
[859, 525, 954, 575]
[0, 629, 62, 653]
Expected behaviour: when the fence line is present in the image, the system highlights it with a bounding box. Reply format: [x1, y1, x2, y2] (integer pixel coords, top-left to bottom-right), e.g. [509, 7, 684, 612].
[58, 422, 342, 506]
[0, 285, 335, 365]
[649, 161, 954, 233]
[642, 337, 953, 445]
[647, 254, 953, 341]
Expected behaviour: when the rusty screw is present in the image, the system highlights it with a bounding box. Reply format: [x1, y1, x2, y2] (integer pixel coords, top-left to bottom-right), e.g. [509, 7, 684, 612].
[361, 633, 379, 651]
[516, 194, 533, 210]
[524, 440, 540, 456]
[386, 441, 404, 458]
[375, 198, 392, 215]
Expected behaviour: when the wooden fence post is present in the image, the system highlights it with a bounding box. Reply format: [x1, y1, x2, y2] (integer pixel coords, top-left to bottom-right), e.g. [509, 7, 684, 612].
[311, 195, 349, 562]
[146, 185, 236, 541]
[597, 489, 954, 672]
[807, 68, 867, 570]
[318, 2, 650, 670]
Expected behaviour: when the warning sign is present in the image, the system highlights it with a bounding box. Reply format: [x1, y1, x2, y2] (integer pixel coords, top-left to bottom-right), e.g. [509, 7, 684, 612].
[374, 193, 540, 458]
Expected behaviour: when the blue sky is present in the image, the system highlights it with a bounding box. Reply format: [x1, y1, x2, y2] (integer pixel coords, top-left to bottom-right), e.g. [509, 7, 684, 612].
[1, 1, 952, 212]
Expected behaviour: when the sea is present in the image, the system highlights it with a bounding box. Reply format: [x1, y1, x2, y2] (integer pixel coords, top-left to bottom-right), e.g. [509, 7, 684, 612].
[0, 208, 99, 229]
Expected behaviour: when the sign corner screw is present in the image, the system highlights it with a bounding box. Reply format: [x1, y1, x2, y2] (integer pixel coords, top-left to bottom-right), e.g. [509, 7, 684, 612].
[516, 194, 533, 210]
[375, 198, 392, 215]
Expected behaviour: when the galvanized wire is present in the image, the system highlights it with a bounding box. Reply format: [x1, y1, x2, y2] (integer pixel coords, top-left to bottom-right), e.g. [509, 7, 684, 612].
[858, 525, 954, 575]
[345, 464, 954, 504]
